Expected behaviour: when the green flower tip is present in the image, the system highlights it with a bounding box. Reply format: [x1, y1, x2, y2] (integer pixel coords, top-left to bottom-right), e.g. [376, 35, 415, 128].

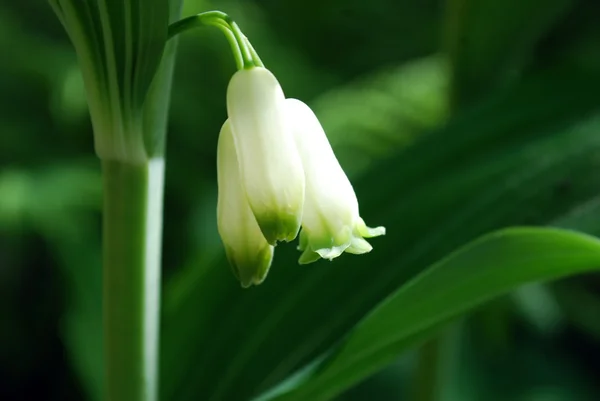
[225, 244, 274, 288]
[297, 219, 386, 265]
[255, 210, 302, 245]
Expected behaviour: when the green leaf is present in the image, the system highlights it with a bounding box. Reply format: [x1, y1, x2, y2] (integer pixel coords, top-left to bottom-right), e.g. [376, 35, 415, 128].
[142, 0, 184, 156]
[55, 233, 103, 401]
[444, 0, 574, 105]
[553, 196, 600, 236]
[0, 162, 101, 235]
[0, 163, 103, 400]
[260, 227, 600, 401]
[49, 0, 170, 159]
[312, 55, 449, 176]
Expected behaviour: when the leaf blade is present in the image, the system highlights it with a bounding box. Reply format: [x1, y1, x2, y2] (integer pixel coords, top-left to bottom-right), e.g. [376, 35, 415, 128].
[265, 227, 600, 401]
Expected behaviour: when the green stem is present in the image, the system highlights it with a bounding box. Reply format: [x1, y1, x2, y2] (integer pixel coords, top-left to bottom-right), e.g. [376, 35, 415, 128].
[167, 10, 231, 38]
[101, 3, 182, 399]
[412, 338, 442, 401]
[228, 21, 254, 68]
[167, 11, 254, 69]
[245, 37, 264, 67]
[103, 158, 165, 401]
[411, 325, 462, 401]
[213, 18, 245, 69]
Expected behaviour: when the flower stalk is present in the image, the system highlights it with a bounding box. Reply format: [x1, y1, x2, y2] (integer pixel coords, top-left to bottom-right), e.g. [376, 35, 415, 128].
[167, 11, 258, 69]
[102, 159, 164, 401]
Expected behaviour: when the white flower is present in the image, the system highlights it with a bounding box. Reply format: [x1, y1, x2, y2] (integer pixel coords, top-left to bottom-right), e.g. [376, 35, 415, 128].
[226, 67, 305, 245]
[218, 66, 385, 285]
[217, 120, 274, 287]
[285, 99, 385, 264]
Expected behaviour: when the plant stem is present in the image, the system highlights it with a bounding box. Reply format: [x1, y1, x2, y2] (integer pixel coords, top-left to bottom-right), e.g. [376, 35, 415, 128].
[101, 2, 182, 399]
[412, 324, 462, 401]
[412, 337, 442, 401]
[102, 158, 165, 401]
[167, 11, 256, 70]
[245, 37, 264, 67]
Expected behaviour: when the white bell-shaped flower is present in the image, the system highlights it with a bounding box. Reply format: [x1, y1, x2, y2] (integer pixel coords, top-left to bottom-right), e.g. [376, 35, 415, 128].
[217, 120, 274, 287]
[226, 67, 305, 244]
[285, 99, 385, 264]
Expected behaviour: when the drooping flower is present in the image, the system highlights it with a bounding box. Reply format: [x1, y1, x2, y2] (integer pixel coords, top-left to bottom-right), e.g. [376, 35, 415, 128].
[226, 67, 305, 245]
[218, 65, 385, 285]
[217, 120, 274, 287]
[285, 99, 385, 264]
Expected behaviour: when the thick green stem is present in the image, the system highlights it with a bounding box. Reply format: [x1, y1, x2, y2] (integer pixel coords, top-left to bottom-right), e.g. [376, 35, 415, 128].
[100, 2, 182, 399]
[102, 159, 165, 401]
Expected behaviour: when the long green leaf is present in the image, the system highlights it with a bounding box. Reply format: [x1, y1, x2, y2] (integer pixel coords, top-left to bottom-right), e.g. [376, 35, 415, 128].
[262, 227, 600, 401]
[444, 0, 574, 105]
[312, 55, 449, 176]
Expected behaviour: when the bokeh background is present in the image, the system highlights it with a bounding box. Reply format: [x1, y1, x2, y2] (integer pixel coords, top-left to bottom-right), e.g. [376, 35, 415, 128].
[3, 0, 600, 400]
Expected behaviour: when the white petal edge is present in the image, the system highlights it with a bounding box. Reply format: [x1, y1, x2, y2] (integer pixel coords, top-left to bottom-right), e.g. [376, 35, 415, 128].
[285, 98, 359, 252]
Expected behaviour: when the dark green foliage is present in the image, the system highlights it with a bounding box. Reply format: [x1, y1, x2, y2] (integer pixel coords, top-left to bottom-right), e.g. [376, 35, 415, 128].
[3, 0, 600, 400]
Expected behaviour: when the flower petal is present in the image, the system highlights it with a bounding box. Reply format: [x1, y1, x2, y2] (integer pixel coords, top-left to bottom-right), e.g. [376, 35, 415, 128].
[217, 120, 274, 287]
[286, 98, 385, 263]
[356, 217, 386, 238]
[345, 237, 373, 255]
[226, 67, 305, 244]
[285, 98, 359, 252]
[298, 248, 321, 265]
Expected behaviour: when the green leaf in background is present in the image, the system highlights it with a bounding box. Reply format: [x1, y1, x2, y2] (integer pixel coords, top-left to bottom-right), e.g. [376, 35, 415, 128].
[260, 227, 600, 401]
[0, 163, 101, 235]
[0, 162, 103, 401]
[444, 0, 574, 105]
[312, 55, 449, 176]
[6, 0, 600, 400]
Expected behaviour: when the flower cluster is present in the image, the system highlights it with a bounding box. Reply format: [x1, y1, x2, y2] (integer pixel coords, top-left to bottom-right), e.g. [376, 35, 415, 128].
[217, 67, 385, 287]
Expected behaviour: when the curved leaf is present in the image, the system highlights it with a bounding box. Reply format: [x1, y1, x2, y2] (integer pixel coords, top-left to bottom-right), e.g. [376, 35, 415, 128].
[444, 0, 574, 104]
[262, 227, 600, 401]
[311, 55, 449, 175]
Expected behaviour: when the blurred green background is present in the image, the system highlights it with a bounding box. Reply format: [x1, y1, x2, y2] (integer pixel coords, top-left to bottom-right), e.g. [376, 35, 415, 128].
[3, 0, 600, 400]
